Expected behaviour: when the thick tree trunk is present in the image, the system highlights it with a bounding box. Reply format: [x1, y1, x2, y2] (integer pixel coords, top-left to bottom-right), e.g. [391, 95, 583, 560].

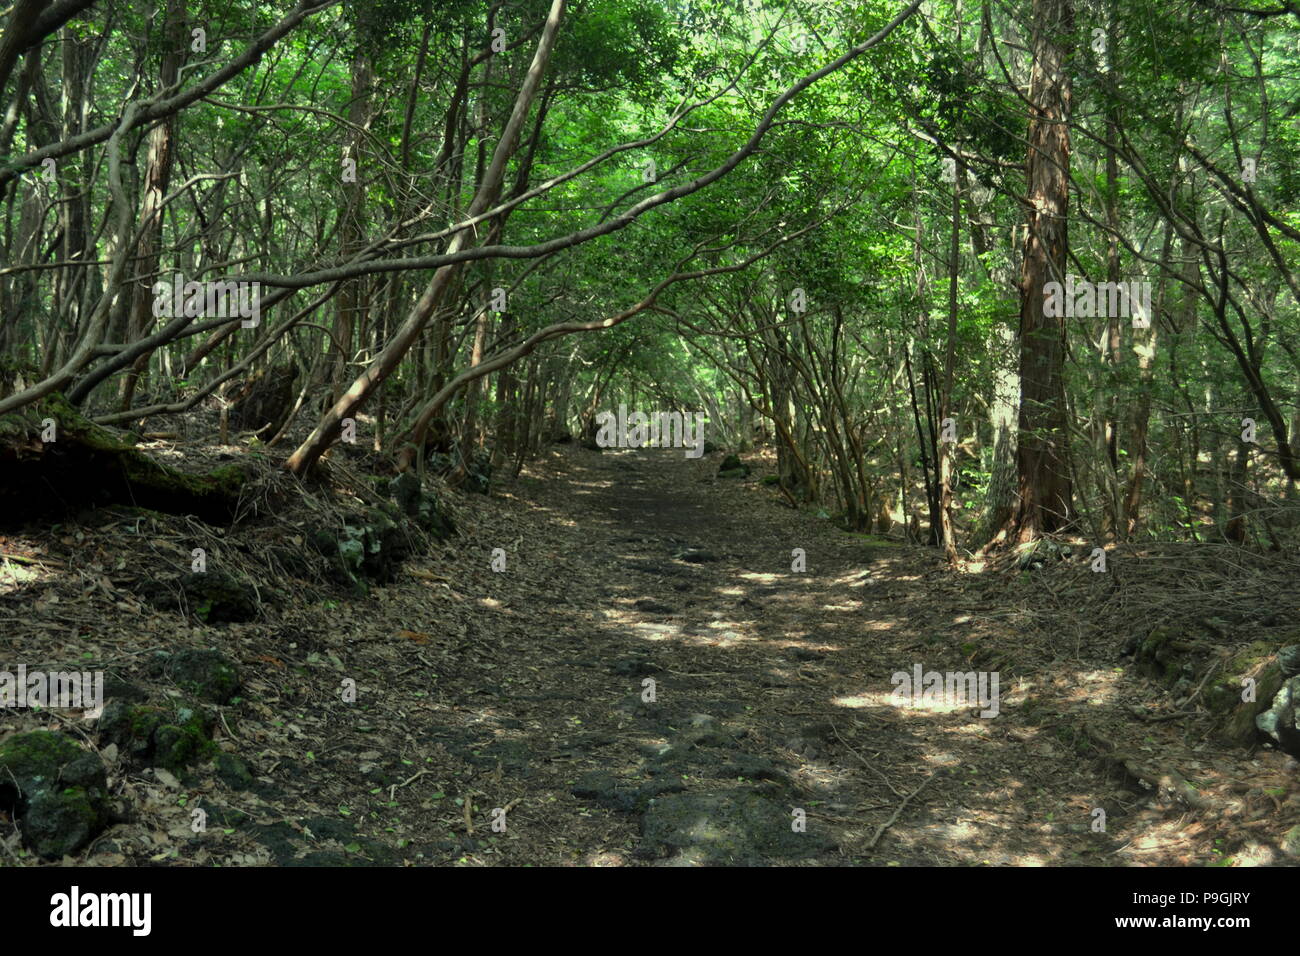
[1004, 0, 1074, 543]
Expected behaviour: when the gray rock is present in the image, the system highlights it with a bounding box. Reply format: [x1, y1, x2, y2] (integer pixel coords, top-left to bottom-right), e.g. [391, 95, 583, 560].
[1256, 675, 1300, 756]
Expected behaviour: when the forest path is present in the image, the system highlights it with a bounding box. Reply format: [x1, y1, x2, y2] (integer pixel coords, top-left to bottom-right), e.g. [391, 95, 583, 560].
[410, 444, 1132, 865]
[114, 443, 1269, 868]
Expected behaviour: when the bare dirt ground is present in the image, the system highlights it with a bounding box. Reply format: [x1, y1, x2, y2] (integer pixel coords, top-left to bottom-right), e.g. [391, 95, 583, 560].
[3, 443, 1298, 866]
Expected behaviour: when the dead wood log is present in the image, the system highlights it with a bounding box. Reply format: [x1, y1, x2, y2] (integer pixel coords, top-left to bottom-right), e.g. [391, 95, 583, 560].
[0, 393, 248, 526]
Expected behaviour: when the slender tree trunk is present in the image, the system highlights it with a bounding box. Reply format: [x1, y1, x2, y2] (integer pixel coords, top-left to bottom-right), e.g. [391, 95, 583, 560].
[118, 0, 185, 412]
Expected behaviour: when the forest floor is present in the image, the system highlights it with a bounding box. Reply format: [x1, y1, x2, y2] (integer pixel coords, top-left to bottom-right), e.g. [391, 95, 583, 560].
[3, 442, 1300, 866]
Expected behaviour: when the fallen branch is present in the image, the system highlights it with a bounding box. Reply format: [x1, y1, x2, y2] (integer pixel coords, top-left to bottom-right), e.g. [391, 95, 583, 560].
[389, 769, 434, 802]
[1126, 706, 1200, 723]
[833, 721, 904, 797]
[866, 768, 944, 850]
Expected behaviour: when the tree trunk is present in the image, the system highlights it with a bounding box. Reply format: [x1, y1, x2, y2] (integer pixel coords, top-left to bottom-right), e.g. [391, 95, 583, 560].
[1004, 0, 1074, 543]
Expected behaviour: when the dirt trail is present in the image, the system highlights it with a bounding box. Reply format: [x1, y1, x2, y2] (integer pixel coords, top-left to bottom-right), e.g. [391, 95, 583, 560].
[16, 443, 1292, 867]
[443, 444, 1293, 866]
[485, 445, 1112, 865]
[345, 443, 1148, 866]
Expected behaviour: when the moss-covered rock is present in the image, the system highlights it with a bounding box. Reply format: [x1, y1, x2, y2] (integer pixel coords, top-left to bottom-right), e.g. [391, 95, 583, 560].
[0, 730, 108, 858]
[98, 699, 216, 771]
[1134, 626, 1183, 679]
[22, 787, 105, 859]
[1218, 662, 1284, 749]
[185, 571, 258, 624]
[717, 454, 750, 478]
[214, 752, 256, 790]
[310, 505, 412, 595]
[1207, 641, 1279, 714]
[389, 472, 455, 539]
[137, 568, 259, 624]
[154, 722, 212, 771]
[166, 648, 240, 704]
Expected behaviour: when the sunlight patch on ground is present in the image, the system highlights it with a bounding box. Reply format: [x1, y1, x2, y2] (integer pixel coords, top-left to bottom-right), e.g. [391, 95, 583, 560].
[832, 690, 896, 709]
[896, 698, 976, 715]
[692, 630, 751, 648]
[0, 558, 47, 594]
[819, 601, 864, 612]
[832, 687, 996, 717]
[701, 619, 743, 630]
[921, 751, 965, 768]
[921, 822, 980, 843]
[583, 851, 628, 866]
[623, 621, 679, 638]
[779, 635, 841, 651]
[830, 569, 876, 586]
[1057, 668, 1124, 707]
[617, 623, 758, 650]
